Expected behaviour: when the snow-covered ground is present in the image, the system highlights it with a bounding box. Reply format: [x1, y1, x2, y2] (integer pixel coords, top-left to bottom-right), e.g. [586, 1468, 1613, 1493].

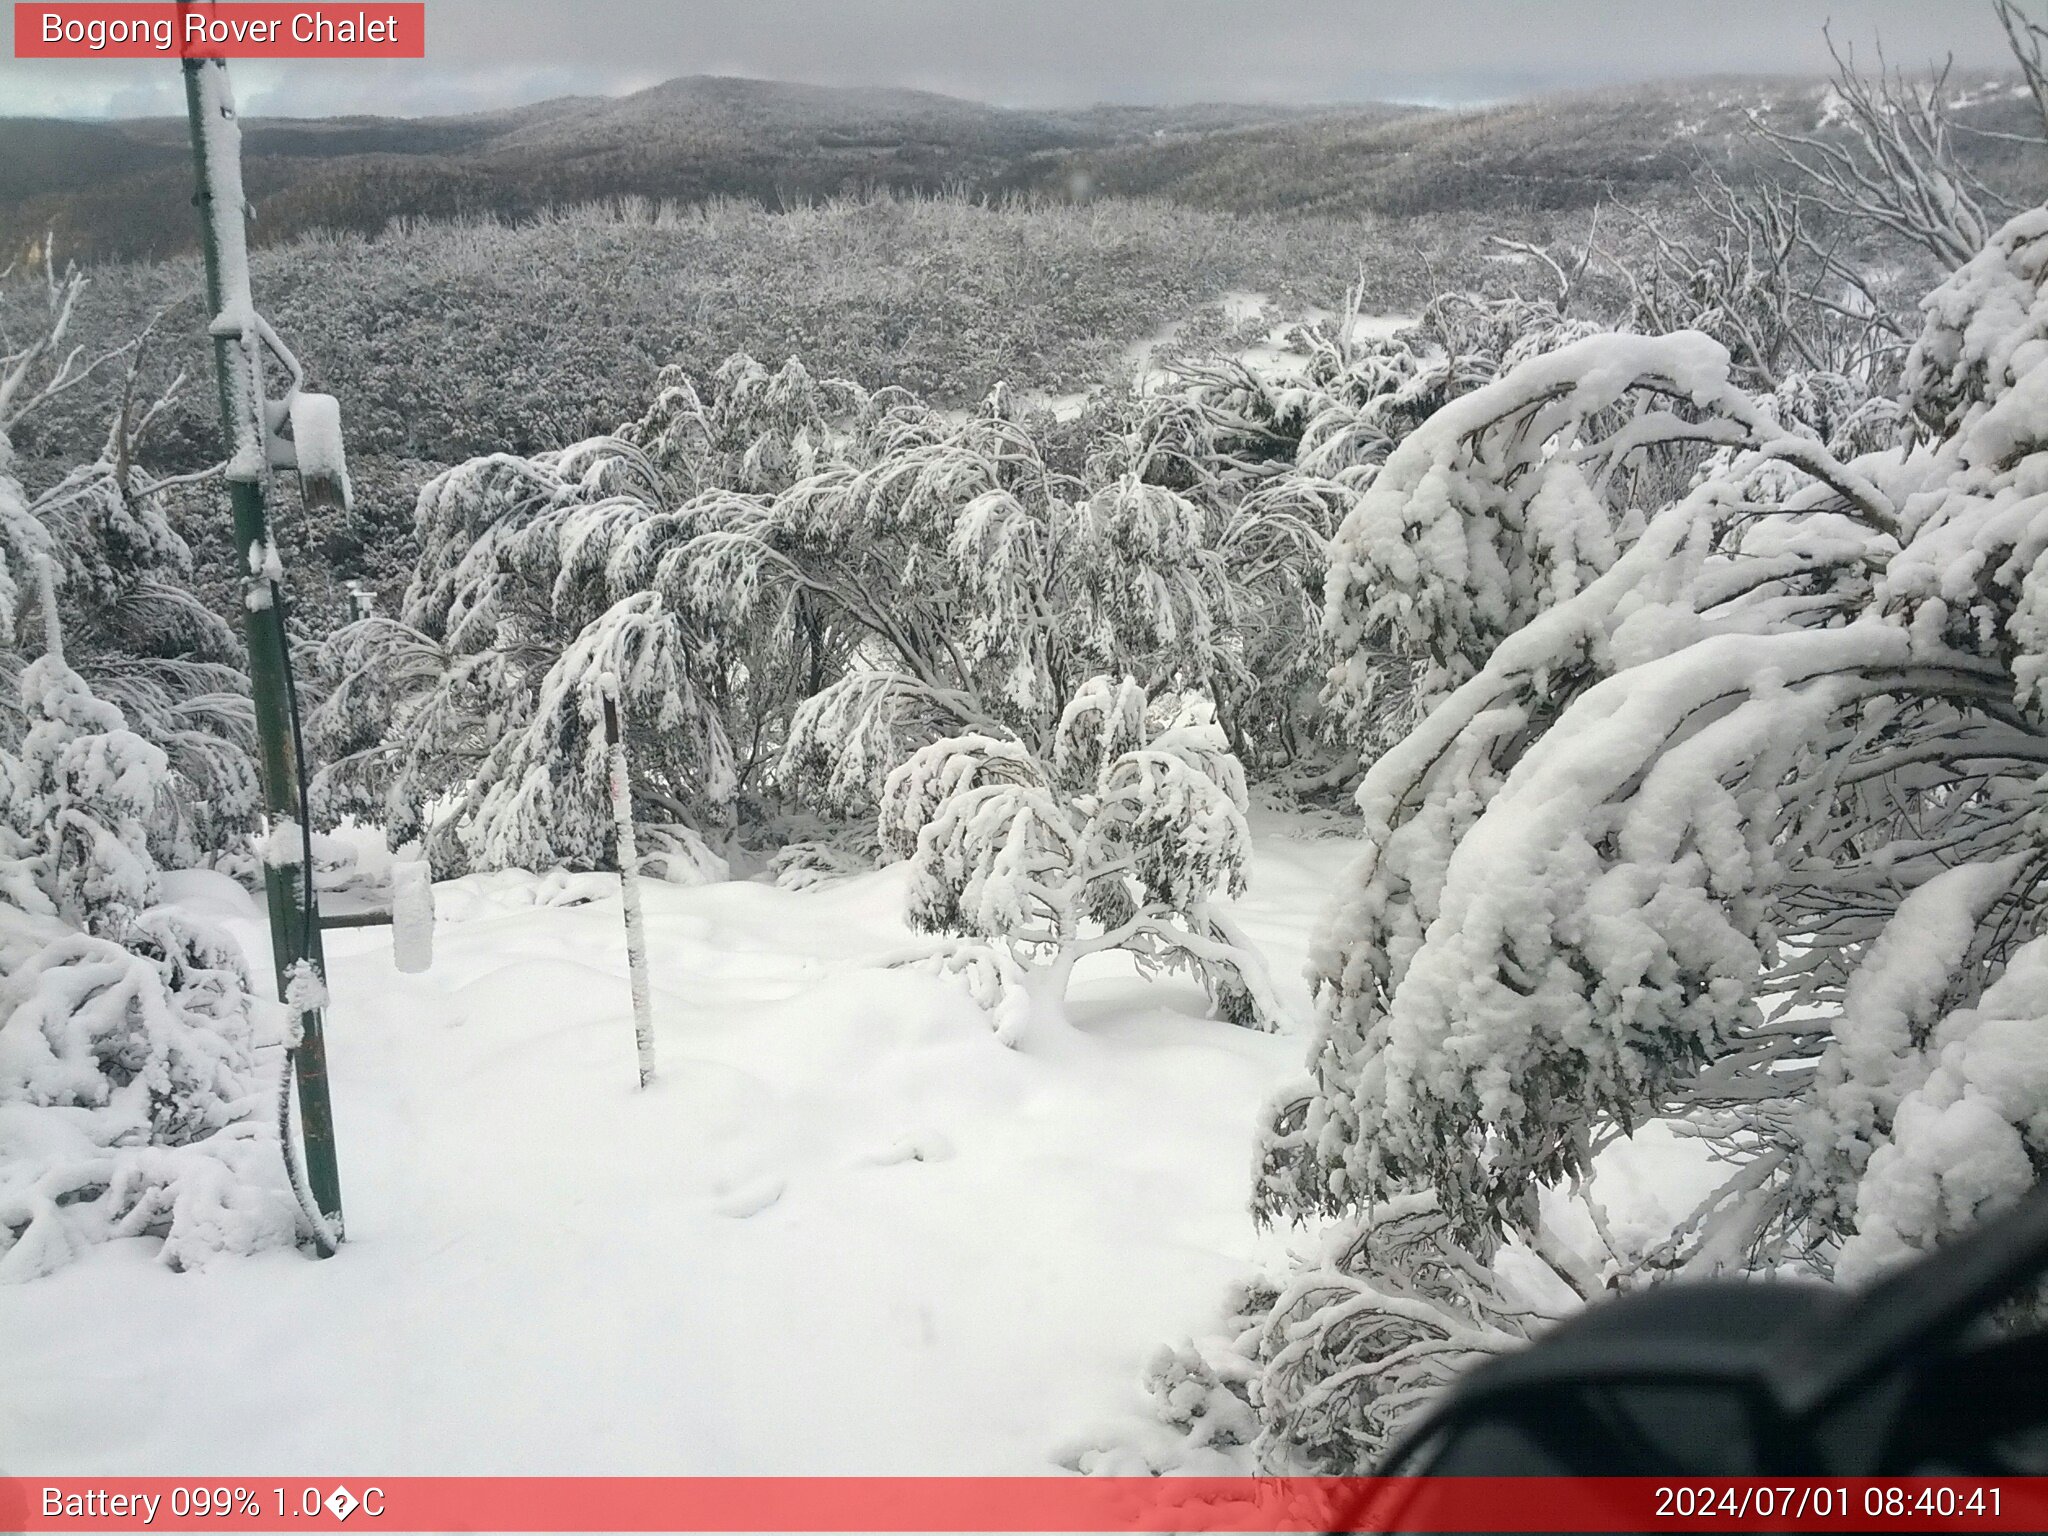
[0, 815, 1350, 1475]
[1, 806, 1721, 1473]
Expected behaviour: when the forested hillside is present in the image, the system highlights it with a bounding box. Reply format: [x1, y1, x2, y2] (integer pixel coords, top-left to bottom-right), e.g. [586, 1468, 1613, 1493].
[11, 68, 2042, 264]
[0, 79, 1394, 262]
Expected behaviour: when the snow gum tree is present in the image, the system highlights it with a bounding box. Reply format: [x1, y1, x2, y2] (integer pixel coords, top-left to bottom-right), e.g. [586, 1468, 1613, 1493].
[746, 393, 1283, 808]
[1210, 207, 2048, 1472]
[316, 350, 1340, 871]
[309, 355, 943, 873]
[1104, 289, 1607, 769]
[881, 675, 1284, 1041]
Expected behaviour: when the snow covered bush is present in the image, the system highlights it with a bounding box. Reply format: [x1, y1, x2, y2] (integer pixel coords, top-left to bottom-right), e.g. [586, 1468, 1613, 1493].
[1230, 206, 2048, 1469]
[1099, 288, 1611, 770]
[315, 348, 1340, 865]
[0, 651, 296, 1280]
[314, 283, 1887, 896]
[1, 259, 254, 866]
[0, 903, 298, 1282]
[310, 356, 921, 871]
[9, 650, 168, 940]
[737, 389, 1324, 807]
[882, 676, 1283, 1041]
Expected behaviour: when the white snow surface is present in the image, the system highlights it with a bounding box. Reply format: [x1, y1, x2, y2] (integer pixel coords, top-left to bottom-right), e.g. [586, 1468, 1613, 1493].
[0, 815, 1345, 1474]
[3, 810, 1721, 1471]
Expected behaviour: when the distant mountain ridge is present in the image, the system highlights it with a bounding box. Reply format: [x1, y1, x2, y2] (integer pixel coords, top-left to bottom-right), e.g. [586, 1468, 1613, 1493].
[4, 69, 2040, 265]
[0, 76, 1395, 262]
[1035, 72, 2046, 218]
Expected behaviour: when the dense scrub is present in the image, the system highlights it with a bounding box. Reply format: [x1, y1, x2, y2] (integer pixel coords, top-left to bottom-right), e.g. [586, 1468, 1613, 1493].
[2, 192, 1481, 622]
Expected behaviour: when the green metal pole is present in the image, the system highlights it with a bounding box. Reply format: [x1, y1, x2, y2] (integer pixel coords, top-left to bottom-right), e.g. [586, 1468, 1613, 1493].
[182, 52, 344, 1249]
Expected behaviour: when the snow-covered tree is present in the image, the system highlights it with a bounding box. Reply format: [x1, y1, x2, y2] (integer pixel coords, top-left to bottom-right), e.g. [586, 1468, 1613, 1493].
[757, 380, 1344, 804]
[310, 356, 899, 870]
[1, 258, 252, 867]
[317, 350, 1338, 866]
[883, 675, 1283, 1041]
[1750, 33, 2015, 273]
[9, 647, 167, 941]
[1, 634, 296, 1279]
[1229, 205, 2048, 1470]
[459, 592, 733, 878]
[1601, 172, 1910, 394]
[1101, 288, 1612, 770]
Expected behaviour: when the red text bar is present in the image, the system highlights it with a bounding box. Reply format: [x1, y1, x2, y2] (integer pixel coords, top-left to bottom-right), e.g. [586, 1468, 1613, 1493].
[14, 4, 425, 58]
[4, 1477, 2046, 1532]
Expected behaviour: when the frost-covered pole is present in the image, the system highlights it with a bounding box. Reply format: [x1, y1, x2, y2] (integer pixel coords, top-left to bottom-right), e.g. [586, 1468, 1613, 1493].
[182, 46, 343, 1247]
[601, 676, 657, 1087]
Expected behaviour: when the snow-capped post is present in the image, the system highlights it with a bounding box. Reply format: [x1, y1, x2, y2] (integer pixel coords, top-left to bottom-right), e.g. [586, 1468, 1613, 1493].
[390, 859, 435, 974]
[601, 672, 657, 1087]
[181, 40, 344, 1251]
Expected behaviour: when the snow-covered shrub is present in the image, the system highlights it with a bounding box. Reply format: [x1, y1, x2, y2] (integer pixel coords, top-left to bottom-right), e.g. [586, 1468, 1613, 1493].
[756, 378, 1347, 810]
[1233, 207, 2048, 1468]
[0, 652, 294, 1281]
[743, 401, 1245, 801]
[317, 350, 1343, 865]
[1, 272, 255, 866]
[1106, 290, 1609, 769]
[882, 676, 1283, 1042]
[8, 652, 167, 940]
[766, 839, 872, 890]
[0, 612, 297, 1280]
[1248, 1191, 1562, 1472]
[0, 903, 297, 1281]
[310, 356, 906, 869]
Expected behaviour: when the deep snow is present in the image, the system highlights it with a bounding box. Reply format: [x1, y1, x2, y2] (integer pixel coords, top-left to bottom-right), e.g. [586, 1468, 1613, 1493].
[1, 808, 1715, 1473]
[0, 816, 1343, 1474]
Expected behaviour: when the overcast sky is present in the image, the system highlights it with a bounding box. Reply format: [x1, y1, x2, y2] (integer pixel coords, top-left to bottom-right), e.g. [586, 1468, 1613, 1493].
[1, 1, 2025, 120]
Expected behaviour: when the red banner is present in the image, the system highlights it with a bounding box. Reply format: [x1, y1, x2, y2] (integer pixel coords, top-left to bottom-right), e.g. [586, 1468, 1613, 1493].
[13, 3, 425, 58]
[3, 1477, 2045, 1533]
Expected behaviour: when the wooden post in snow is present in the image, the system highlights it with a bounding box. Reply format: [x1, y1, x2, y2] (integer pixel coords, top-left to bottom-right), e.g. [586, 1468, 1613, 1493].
[390, 859, 435, 974]
[601, 675, 657, 1087]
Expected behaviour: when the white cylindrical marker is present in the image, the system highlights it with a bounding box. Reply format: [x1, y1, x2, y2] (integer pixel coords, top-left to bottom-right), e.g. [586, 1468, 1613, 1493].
[600, 674, 656, 1088]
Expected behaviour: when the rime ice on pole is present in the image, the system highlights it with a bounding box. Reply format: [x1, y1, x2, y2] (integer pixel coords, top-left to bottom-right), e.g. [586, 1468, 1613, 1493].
[193, 63, 268, 485]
